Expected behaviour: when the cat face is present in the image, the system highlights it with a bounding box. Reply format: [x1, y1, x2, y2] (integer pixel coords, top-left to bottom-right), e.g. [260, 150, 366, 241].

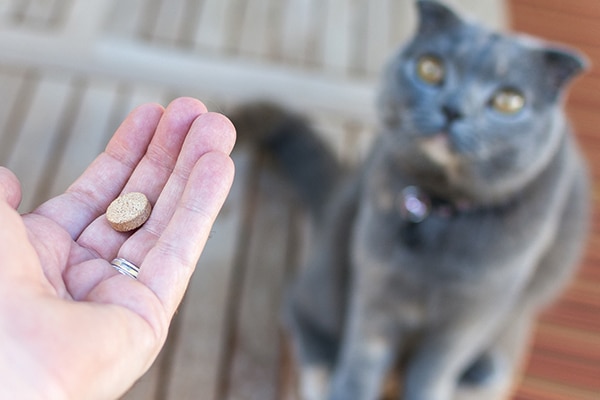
[378, 1, 585, 202]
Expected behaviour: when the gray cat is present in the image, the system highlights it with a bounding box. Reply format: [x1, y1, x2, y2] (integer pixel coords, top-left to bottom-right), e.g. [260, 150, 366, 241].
[232, 1, 590, 399]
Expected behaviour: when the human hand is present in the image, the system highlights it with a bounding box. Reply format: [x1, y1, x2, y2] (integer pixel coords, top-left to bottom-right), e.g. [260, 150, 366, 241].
[0, 98, 235, 399]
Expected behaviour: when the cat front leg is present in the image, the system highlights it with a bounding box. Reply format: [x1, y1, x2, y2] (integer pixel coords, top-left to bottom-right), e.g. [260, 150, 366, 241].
[327, 295, 401, 400]
[285, 283, 341, 400]
[403, 301, 512, 400]
[298, 365, 331, 400]
[455, 308, 535, 400]
[328, 333, 398, 400]
[401, 338, 474, 400]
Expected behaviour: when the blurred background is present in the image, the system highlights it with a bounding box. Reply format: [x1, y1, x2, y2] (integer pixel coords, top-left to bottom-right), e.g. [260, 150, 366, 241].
[0, 0, 597, 399]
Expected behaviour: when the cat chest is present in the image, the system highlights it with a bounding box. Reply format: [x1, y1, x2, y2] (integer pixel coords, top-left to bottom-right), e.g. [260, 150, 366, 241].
[352, 200, 547, 284]
[362, 204, 494, 255]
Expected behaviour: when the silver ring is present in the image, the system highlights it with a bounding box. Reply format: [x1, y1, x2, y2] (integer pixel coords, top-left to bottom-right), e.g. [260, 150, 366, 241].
[110, 258, 140, 280]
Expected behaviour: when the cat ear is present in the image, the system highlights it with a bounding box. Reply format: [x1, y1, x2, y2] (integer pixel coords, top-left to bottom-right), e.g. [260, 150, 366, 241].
[416, 0, 463, 35]
[540, 47, 588, 91]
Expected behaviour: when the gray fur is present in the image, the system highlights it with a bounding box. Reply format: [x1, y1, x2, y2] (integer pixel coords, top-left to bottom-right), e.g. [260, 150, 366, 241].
[235, 1, 590, 399]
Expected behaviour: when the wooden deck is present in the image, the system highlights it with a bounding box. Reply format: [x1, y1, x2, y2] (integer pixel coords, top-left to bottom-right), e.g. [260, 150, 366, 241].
[0, 1, 597, 399]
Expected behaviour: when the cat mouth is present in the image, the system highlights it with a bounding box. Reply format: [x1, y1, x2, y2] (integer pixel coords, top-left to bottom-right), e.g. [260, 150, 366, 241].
[419, 133, 458, 166]
[418, 133, 465, 183]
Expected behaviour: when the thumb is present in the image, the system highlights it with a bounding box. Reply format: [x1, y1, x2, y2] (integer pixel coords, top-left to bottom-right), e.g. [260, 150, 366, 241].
[0, 167, 22, 209]
[0, 167, 40, 285]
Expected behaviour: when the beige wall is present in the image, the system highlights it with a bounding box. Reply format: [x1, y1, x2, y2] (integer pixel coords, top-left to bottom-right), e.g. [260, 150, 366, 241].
[394, 0, 507, 41]
[445, 0, 507, 29]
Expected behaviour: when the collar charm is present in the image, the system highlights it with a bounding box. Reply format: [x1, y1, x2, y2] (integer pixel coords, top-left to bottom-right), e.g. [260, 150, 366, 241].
[398, 186, 431, 223]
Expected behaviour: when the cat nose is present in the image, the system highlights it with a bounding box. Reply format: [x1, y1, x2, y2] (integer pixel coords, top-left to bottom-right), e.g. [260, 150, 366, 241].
[442, 105, 463, 123]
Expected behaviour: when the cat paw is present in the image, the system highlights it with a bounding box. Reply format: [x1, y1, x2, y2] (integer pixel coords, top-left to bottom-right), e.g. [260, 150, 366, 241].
[459, 353, 496, 386]
[299, 365, 330, 400]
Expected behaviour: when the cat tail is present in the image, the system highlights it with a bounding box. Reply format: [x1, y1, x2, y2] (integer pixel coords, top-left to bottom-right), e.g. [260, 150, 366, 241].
[230, 103, 344, 220]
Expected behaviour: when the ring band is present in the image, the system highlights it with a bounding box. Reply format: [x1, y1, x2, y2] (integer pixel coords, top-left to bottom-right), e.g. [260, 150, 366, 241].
[110, 258, 140, 279]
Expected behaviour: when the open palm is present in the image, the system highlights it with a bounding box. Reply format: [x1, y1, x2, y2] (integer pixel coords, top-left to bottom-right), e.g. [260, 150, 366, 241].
[0, 98, 235, 399]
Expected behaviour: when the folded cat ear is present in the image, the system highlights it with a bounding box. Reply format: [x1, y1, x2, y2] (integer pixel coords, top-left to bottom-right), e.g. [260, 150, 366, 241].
[416, 0, 463, 35]
[540, 47, 588, 91]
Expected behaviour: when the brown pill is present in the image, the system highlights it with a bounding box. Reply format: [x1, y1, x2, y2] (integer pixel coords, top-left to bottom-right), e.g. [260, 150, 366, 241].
[106, 192, 152, 232]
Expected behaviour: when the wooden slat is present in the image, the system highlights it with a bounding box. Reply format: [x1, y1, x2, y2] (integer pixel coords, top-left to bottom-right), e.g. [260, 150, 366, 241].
[561, 278, 600, 307]
[177, 0, 205, 49]
[509, 1, 600, 399]
[320, 0, 353, 75]
[159, 150, 255, 400]
[363, 0, 394, 77]
[540, 299, 600, 334]
[279, 0, 320, 66]
[534, 321, 600, 362]
[4, 72, 72, 212]
[310, 111, 356, 163]
[120, 85, 172, 117]
[347, 0, 369, 77]
[222, 0, 248, 55]
[225, 163, 296, 400]
[515, 375, 598, 400]
[104, 0, 147, 41]
[30, 76, 88, 204]
[21, 0, 67, 28]
[121, 349, 166, 400]
[237, 0, 273, 59]
[195, 0, 245, 54]
[45, 79, 122, 199]
[509, 2, 600, 51]
[0, 1, 12, 21]
[0, 67, 30, 147]
[340, 118, 373, 167]
[145, 0, 189, 45]
[0, 69, 38, 168]
[193, 0, 232, 53]
[2, 0, 30, 26]
[513, 0, 600, 19]
[581, 237, 600, 277]
[387, 1, 417, 55]
[525, 349, 600, 391]
[62, 1, 112, 45]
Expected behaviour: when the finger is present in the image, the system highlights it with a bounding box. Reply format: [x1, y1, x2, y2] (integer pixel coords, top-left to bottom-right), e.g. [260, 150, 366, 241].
[32, 102, 165, 239]
[66, 112, 235, 298]
[0, 170, 50, 287]
[52, 153, 233, 400]
[119, 97, 210, 206]
[117, 112, 236, 264]
[139, 151, 235, 315]
[0, 166, 22, 209]
[68, 152, 233, 315]
[64, 111, 235, 300]
[74, 97, 208, 259]
[0, 197, 36, 282]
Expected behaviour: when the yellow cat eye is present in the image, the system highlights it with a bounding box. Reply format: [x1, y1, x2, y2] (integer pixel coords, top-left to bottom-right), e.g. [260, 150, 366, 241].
[491, 89, 525, 114]
[416, 55, 445, 85]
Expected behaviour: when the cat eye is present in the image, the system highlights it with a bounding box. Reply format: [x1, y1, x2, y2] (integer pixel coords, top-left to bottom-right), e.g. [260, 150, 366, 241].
[416, 55, 445, 85]
[491, 89, 525, 114]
